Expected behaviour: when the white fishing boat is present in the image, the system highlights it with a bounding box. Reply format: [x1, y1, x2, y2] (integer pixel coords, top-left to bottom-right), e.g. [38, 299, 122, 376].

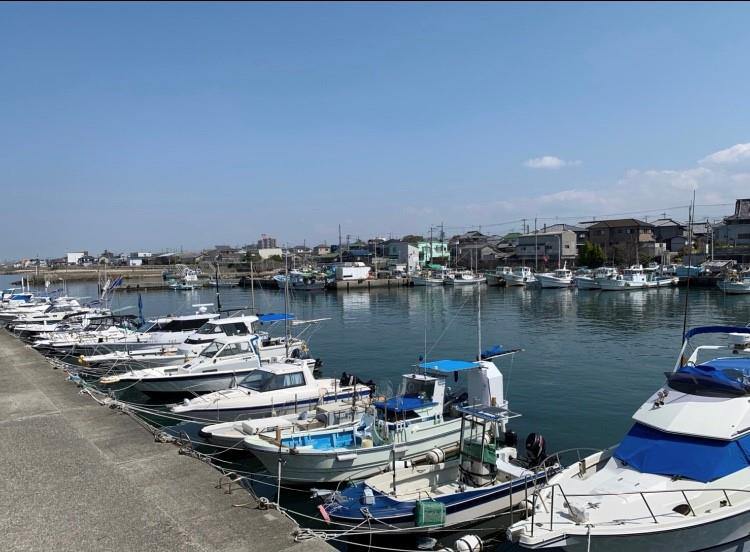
[504, 266, 537, 287]
[169, 269, 202, 290]
[99, 335, 263, 396]
[446, 271, 487, 286]
[508, 326, 750, 552]
[169, 359, 372, 422]
[243, 357, 506, 484]
[717, 271, 750, 295]
[574, 267, 617, 290]
[200, 399, 370, 447]
[537, 265, 573, 289]
[487, 266, 513, 286]
[599, 265, 649, 291]
[321, 352, 557, 533]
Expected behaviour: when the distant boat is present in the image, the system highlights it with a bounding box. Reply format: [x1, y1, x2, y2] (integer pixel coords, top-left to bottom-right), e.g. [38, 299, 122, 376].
[487, 266, 512, 286]
[599, 265, 648, 291]
[717, 271, 750, 294]
[504, 266, 536, 287]
[575, 267, 617, 290]
[446, 270, 487, 286]
[536, 264, 573, 288]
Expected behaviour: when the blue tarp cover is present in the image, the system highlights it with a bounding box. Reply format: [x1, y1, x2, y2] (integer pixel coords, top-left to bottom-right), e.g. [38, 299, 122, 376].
[671, 359, 750, 395]
[257, 313, 295, 323]
[420, 359, 480, 372]
[614, 423, 750, 482]
[374, 396, 436, 412]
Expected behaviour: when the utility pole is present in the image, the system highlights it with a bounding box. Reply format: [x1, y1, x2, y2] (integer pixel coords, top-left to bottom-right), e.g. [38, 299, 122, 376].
[534, 218, 538, 271]
[338, 224, 342, 263]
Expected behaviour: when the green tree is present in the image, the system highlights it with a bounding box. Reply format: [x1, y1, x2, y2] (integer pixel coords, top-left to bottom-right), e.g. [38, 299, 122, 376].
[578, 241, 605, 268]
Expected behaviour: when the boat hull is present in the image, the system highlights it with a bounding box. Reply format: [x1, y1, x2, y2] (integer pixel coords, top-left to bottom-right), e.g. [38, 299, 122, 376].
[248, 420, 462, 483]
[537, 276, 572, 289]
[718, 282, 750, 294]
[574, 277, 599, 290]
[123, 369, 257, 397]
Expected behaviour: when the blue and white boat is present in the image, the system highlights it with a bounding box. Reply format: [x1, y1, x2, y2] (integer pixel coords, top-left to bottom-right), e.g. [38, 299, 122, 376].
[244, 355, 516, 484]
[508, 326, 750, 551]
[321, 398, 555, 533]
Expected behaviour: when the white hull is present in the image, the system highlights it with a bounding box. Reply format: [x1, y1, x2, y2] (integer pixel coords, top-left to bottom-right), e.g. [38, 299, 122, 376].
[412, 276, 444, 286]
[573, 277, 599, 290]
[248, 419, 462, 483]
[718, 281, 750, 295]
[519, 508, 750, 551]
[128, 370, 255, 396]
[504, 274, 536, 286]
[537, 276, 572, 288]
[599, 280, 647, 291]
[450, 277, 487, 286]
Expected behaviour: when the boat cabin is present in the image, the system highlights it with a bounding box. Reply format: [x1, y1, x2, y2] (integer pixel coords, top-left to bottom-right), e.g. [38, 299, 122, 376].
[238, 361, 313, 393]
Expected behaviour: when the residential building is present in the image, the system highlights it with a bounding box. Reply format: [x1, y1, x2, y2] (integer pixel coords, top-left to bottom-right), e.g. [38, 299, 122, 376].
[651, 218, 687, 252]
[539, 224, 589, 248]
[312, 244, 330, 256]
[714, 199, 750, 246]
[385, 242, 420, 273]
[514, 230, 578, 267]
[128, 258, 143, 267]
[585, 218, 655, 265]
[256, 247, 283, 260]
[66, 251, 87, 265]
[417, 241, 450, 267]
[257, 234, 277, 249]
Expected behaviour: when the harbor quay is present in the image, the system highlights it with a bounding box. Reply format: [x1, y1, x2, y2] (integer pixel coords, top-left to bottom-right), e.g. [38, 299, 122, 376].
[0, 330, 333, 552]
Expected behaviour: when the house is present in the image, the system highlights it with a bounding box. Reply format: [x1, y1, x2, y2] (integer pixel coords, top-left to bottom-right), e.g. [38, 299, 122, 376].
[66, 251, 87, 265]
[584, 219, 655, 265]
[416, 241, 450, 267]
[128, 258, 143, 267]
[257, 248, 283, 260]
[651, 219, 687, 252]
[384, 242, 420, 273]
[714, 199, 750, 246]
[312, 244, 331, 256]
[514, 230, 578, 267]
[539, 224, 589, 248]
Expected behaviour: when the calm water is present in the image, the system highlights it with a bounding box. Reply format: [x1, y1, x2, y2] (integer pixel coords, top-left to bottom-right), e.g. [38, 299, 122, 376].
[5, 274, 750, 549]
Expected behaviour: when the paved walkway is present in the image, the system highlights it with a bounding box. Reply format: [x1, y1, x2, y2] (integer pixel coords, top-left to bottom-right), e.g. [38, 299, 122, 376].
[0, 330, 332, 552]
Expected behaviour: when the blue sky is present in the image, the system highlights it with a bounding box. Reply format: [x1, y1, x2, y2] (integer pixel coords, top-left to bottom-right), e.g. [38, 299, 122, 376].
[2, 2, 750, 259]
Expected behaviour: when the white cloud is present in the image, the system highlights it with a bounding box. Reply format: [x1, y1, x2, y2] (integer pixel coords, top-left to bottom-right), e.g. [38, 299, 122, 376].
[538, 189, 611, 205]
[523, 156, 582, 170]
[699, 143, 750, 165]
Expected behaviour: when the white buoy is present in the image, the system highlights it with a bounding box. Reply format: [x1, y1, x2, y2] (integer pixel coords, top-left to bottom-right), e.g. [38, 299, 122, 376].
[426, 447, 446, 464]
[454, 534, 483, 552]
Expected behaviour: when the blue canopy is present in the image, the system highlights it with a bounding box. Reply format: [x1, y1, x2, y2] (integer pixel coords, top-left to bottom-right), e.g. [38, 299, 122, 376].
[668, 359, 750, 396]
[615, 423, 750, 482]
[374, 396, 436, 412]
[420, 359, 480, 372]
[257, 313, 295, 323]
[684, 326, 750, 339]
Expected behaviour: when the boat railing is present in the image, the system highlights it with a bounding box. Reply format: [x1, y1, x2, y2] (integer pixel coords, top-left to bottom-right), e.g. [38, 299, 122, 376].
[528, 480, 750, 537]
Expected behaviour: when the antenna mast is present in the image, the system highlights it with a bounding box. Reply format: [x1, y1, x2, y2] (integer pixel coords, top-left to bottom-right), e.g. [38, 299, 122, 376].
[681, 191, 696, 343]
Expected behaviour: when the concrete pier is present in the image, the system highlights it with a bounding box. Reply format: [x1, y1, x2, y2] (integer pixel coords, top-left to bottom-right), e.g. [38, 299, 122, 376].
[0, 330, 333, 552]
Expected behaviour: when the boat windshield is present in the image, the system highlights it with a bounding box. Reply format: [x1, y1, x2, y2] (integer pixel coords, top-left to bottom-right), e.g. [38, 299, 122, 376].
[239, 370, 306, 392]
[199, 341, 221, 358]
[195, 322, 224, 335]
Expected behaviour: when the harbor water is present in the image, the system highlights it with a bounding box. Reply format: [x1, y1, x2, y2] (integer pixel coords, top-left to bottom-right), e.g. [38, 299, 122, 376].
[6, 274, 750, 550]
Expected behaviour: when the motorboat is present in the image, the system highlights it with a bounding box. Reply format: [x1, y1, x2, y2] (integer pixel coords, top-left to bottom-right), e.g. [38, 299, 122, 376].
[487, 266, 513, 286]
[321, 352, 557, 533]
[508, 326, 750, 551]
[75, 313, 315, 372]
[599, 265, 649, 291]
[32, 306, 219, 356]
[412, 269, 449, 286]
[200, 399, 371, 447]
[573, 267, 617, 290]
[98, 335, 264, 397]
[243, 357, 506, 484]
[717, 271, 750, 295]
[169, 359, 372, 422]
[504, 266, 537, 287]
[446, 271, 487, 286]
[169, 269, 202, 290]
[537, 265, 573, 289]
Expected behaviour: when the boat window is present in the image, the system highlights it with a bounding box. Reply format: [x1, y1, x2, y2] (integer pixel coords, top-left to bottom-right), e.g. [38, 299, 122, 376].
[195, 323, 223, 335]
[239, 371, 306, 391]
[199, 342, 221, 358]
[222, 322, 250, 336]
[216, 342, 250, 357]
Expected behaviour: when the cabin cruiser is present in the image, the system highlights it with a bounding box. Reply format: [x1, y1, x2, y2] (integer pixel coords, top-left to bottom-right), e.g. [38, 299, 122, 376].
[244, 358, 506, 484]
[32, 307, 218, 356]
[487, 266, 513, 286]
[75, 313, 313, 372]
[537, 265, 573, 289]
[98, 335, 264, 397]
[321, 352, 557, 532]
[599, 265, 649, 291]
[446, 271, 487, 286]
[0, 295, 53, 321]
[10, 306, 112, 340]
[574, 267, 617, 290]
[504, 266, 537, 287]
[717, 270, 750, 295]
[200, 399, 370, 447]
[508, 326, 750, 551]
[169, 359, 372, 422]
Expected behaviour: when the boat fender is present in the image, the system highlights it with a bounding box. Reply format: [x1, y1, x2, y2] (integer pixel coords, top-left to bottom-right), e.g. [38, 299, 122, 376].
[454, 534, 482, 552]
[426, 447, 446, 464]
[317, 504, 331, 523]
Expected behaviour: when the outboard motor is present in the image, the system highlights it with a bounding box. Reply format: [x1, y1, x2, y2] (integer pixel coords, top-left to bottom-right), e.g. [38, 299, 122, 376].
[504, 430, 518, 448]
[525, 433, 547, 468]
